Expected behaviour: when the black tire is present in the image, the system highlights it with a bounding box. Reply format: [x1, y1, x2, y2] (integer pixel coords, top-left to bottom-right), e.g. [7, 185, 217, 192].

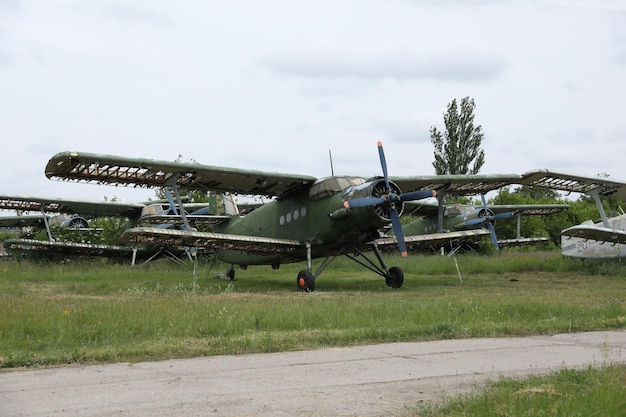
[226, 267, 235, 280]
[296, 269, 315, 292]
[385, 266, 404, 288]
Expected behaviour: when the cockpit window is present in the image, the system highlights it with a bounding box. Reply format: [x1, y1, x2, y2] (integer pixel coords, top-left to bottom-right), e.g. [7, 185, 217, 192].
[309, 176, 365, 200]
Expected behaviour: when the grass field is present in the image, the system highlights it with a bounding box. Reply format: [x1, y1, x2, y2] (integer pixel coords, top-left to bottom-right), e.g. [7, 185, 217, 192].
[411, 364, 626, 417]
[1, 250, 624, 368]
[1, 250, 625, 415]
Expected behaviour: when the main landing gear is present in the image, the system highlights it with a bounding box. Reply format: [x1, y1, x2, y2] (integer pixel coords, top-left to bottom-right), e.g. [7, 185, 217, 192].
[297, 269, 315, 292]
[296, 244, 404, 292]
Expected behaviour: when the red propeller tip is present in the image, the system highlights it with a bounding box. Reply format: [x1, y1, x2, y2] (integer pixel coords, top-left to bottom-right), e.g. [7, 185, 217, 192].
[377, 141, 383, 147]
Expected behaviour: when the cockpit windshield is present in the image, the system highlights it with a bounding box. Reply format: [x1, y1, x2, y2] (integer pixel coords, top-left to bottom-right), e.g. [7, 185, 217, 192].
[309, 176, 365, 200]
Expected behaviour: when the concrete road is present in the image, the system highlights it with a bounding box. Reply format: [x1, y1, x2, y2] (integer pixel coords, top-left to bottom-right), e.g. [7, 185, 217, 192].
[2, 330, 625, 417]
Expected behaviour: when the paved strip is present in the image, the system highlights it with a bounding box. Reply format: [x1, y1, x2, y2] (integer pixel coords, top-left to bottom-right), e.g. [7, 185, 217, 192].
[1, 330, 625, 417]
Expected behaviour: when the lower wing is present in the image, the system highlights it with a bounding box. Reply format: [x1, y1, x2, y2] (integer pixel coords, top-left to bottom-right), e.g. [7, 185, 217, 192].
[119, 227, 303, 255]
[3, 239, 137, 258]
[561, 225, 626, 245]
[373, 229, 491, 251]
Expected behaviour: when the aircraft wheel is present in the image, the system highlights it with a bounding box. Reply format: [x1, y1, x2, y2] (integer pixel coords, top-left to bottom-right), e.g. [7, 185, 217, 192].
[226, 267, 235, 280]
[297, 269, 315, 292]
[385, 266, 404, 288]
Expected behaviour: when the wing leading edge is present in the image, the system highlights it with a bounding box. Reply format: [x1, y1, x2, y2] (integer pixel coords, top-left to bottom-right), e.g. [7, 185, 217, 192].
[119, 227, 303, 254]
[374, 229, 491, 251]
[46, 151, 318, 198]
[561, 224, 626, 245]
[0, 195, 144, 218]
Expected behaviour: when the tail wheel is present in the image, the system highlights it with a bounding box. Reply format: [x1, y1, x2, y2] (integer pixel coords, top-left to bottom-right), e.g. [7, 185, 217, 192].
[385, 266, 404, 288]
[296, 269, 315, 292]
[226, 267, 235, 280]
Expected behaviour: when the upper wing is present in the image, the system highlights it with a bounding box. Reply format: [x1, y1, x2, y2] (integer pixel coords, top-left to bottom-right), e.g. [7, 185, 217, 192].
[138, 214, 230, 227]
[488, 204, 569, 216]
[46, 151, 318, 198]
[0, 195, 144, 218]
[519, 170, 626, 199]
[390, 174, 521, 196]
[374, 229, 490, 251]
[392, 170, 626, 199]
[561, 224, 626, 244]
[401, 201, 439, 216]
[401, 202, 569, 217]
[119, 227, 304, 254]
[0, 214, 47, 227]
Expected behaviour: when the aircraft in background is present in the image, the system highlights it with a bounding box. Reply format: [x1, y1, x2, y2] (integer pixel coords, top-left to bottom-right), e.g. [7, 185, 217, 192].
[44, 142, 535, 291]
[383, 169, 626, 260]
[400, 197, 569, 251]
[525, 171, 626, 260]
[0, 194, 231, 263]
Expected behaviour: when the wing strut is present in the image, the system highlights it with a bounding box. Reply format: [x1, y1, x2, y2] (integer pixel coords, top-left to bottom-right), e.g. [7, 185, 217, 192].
[164, 177, 192, 231]
[40, 207, 54, 242]
[164, 176, 197, 265]
[436, 189, 447, 233]
[589, 188, 610, 228]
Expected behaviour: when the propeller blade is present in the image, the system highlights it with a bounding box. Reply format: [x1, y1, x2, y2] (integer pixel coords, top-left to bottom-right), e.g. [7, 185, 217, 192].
[464, 217, 487, 226]
[400, 190, 436, 202]
[478, 194, 500, 250]
[343, 197, 385, 209]
[377, 141, 390, 189]
[390, 207, 407, 257]
[493, 212, 515, 221]
[487, 222, 499, 250]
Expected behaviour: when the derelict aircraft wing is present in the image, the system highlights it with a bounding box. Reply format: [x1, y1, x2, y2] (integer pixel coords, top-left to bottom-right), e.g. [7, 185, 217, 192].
[516, 170, 626, 259]
[0, 194, 145, 218]
[0, 214, 48, 228]
[45, 151, 318, 198]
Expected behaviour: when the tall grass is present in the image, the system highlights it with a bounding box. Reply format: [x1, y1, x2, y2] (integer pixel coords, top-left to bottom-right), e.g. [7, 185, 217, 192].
[1, 251, 625, 367]
[414, 365, 626, 417]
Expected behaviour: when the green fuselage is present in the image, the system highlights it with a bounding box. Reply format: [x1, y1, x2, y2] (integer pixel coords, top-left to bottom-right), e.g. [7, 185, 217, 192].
[214, 178, 392, 266]
[401, 204, 487, 236]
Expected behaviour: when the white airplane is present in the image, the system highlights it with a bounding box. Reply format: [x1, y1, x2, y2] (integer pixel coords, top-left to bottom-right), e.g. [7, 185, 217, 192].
[514, 170, 626, 260]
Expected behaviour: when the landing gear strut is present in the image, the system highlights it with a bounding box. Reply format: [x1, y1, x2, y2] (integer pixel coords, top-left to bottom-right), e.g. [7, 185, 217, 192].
[297, 243, 404, 291]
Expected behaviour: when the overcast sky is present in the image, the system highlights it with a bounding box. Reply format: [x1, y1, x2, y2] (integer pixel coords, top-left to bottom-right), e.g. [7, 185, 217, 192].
[1, 0, 625, 203]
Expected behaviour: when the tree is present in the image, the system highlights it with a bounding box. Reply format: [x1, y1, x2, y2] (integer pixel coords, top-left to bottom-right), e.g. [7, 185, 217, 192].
[430, 97, 485, 175]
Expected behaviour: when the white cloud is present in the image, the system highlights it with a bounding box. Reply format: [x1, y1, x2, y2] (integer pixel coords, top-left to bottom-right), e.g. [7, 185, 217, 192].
[0, 0, 624, 202]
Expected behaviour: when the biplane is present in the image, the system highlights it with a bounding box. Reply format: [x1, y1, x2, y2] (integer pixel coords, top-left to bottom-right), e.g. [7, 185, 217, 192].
[43, 142, 520, 291]
[43, 144, 626, 289]
[519, 171, 626, 260]
[400, 198, 569, 251]
[0, 194, 231, 263]
[396, 169, 626, 259]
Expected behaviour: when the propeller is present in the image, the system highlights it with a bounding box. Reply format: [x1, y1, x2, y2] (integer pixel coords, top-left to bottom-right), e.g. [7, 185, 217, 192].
[464, 195, 514, 249]
[343, 141, 436, 257]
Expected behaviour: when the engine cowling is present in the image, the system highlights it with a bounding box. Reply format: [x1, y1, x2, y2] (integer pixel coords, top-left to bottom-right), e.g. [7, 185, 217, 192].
[343, 177, 404, 221]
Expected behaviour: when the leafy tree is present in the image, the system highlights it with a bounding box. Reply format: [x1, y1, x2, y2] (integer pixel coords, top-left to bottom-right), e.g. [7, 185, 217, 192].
[430, 96, 485, 175]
